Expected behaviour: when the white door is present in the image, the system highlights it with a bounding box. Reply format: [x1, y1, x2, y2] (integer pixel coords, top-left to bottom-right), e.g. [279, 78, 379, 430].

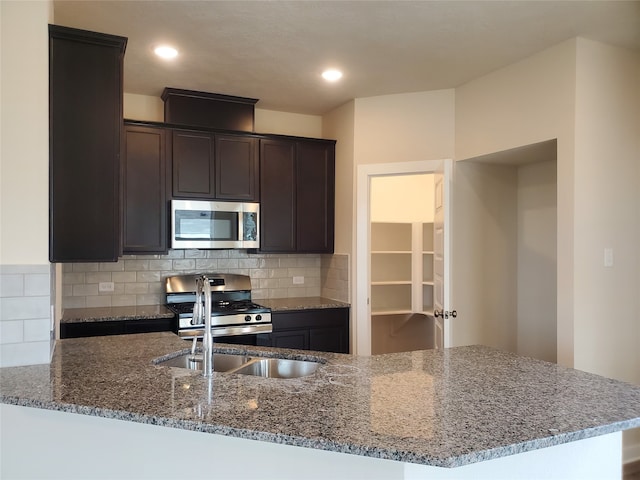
[432, 159, 453, 348]
[355, 159, 454, 355]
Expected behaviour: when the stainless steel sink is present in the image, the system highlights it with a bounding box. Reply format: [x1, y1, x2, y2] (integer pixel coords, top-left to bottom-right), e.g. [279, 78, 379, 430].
[156, 352, 319, 378]
[156, 352, 249, 372]
[232, 358, 319, 379]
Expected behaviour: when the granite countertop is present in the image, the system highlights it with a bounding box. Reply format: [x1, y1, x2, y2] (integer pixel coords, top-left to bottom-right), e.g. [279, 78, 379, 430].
[62, 305, 175, 324]
[61, 298, 349, 324]
[259, 296, 350, 311]
[1, 333, 639, 468]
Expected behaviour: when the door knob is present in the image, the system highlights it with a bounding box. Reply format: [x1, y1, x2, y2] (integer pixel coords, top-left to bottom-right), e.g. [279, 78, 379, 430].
[434, 310, 457, 319]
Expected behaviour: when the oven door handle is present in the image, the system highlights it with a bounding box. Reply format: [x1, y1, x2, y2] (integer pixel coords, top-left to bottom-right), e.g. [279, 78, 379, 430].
[178, 323, 273, 338]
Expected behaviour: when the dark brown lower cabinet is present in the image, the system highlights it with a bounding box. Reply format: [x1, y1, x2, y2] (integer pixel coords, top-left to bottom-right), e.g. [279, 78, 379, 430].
[257, 308, 349, 354]
[60, 317, 175, 339]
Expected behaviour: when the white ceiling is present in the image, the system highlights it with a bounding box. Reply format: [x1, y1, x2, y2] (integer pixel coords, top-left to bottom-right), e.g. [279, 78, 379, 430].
[53, 0, 640, 115]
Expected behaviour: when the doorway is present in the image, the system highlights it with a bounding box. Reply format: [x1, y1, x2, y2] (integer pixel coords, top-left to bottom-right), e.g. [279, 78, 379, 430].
[370, 174, 434, 354]
[355, 160, 452, 356]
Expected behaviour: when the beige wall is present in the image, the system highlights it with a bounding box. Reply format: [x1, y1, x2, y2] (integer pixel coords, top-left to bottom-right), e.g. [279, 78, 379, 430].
[0, 0, 52, 265]
[455, 37, 640, 462]
[323, 101, 355, 256]
[517, 160, 557, 363]
[455, 39, 577, 368]
[254, 109, 322, 138]
[452, 162, 519, 351]
[354, 90, 455, 165]
[123, 93, 163, 122]
[0, 0, 54, 367]
[573, 38, 640, 385]
[572, 41, 640, 459]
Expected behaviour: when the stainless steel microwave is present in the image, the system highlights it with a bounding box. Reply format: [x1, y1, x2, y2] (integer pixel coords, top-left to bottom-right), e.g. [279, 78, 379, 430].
[171, 200, 259, 249]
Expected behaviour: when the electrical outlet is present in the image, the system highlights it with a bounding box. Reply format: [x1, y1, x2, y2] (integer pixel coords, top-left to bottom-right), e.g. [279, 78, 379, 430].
[99, 281, 115, 292]
[604, 248, 614, 267]
[293, 276, 305, 285]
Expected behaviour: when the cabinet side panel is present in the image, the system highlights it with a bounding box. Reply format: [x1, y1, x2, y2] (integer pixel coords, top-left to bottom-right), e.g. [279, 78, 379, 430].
[49, 33, 123, 262]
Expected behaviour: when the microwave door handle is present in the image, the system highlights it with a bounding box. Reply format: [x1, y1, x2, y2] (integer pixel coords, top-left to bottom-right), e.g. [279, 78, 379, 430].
[238, 210, 244, 244]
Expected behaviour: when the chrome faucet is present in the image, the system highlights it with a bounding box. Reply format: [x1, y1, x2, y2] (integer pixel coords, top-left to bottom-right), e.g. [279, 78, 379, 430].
[195, 275, 214, 377]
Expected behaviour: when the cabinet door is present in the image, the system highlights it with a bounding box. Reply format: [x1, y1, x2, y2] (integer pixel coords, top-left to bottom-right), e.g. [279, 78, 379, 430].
[60, 321, 124, 339]
[123, 125, 167, 254]
[215, 134, 258, 201]
[266, 308, 350, 353]
[123, 318, 174, 334]
[269, 330, 309, 350]
[259, 139, 296, 252]
[49, 26, 126, 262]
[309, 326, 348, 354]
[296, 141, 335, 253]
[172, 131, 215, 198]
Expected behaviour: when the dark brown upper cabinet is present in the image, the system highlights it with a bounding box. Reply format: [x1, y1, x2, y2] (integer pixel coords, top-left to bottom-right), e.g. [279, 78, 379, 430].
[296, 141, 335, 253]
[259, 140, 296, 252]
[122, 124, 168, 254]
[215, 134, 259, 201]
[171, 130, 258, 201]
[49, 25, 127, 263]
[171, 130, 215, 198]
[259, 138, 335, 253]
[162, 88, 258, 132]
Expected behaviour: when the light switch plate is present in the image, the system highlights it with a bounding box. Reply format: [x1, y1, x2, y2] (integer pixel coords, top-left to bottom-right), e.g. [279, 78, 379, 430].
[604, 248, 614, 267]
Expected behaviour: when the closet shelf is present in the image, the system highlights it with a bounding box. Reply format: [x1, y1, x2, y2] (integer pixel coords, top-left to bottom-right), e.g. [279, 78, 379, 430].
[371, 250, 412, 255]
[371, 308, 413, 315]
[371, 221, 435, 318]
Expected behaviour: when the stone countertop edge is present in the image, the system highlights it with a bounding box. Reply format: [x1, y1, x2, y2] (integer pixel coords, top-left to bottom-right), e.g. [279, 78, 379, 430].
[62, 305, 175, 323]
[1, 334, 639, 469]
[258, 296, 350, 311]
[61, 297, 349, 323]
[2, 394, 636, 469]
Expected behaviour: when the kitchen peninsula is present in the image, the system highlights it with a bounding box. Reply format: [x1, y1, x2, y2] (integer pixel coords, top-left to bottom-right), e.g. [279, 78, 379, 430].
[1, 332, 639, 479]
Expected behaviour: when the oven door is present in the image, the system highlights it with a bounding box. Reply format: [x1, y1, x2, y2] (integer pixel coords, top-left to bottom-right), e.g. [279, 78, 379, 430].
[178, 323, 273, 339]
[171, 200, 259, 249]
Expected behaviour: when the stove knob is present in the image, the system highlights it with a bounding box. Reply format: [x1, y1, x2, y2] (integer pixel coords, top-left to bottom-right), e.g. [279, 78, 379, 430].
[245, 315, 252, 322]
[256, 314, 262, 321]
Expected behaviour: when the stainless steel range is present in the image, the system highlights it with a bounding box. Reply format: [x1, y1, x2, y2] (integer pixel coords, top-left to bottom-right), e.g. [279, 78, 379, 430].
[165, 273, 272, 339]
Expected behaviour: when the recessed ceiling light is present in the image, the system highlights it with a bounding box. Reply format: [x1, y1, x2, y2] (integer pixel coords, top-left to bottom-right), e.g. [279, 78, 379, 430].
[322, 69, 343, 82]
[154, 45, 178, 59]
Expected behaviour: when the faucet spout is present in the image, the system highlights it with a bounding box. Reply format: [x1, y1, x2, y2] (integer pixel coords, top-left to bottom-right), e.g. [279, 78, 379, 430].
[196, 275, 214, 378]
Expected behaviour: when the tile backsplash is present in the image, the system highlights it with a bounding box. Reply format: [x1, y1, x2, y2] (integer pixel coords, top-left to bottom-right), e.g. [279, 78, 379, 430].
[0, 264, 54, 367]
[62, 250, 349, 309]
